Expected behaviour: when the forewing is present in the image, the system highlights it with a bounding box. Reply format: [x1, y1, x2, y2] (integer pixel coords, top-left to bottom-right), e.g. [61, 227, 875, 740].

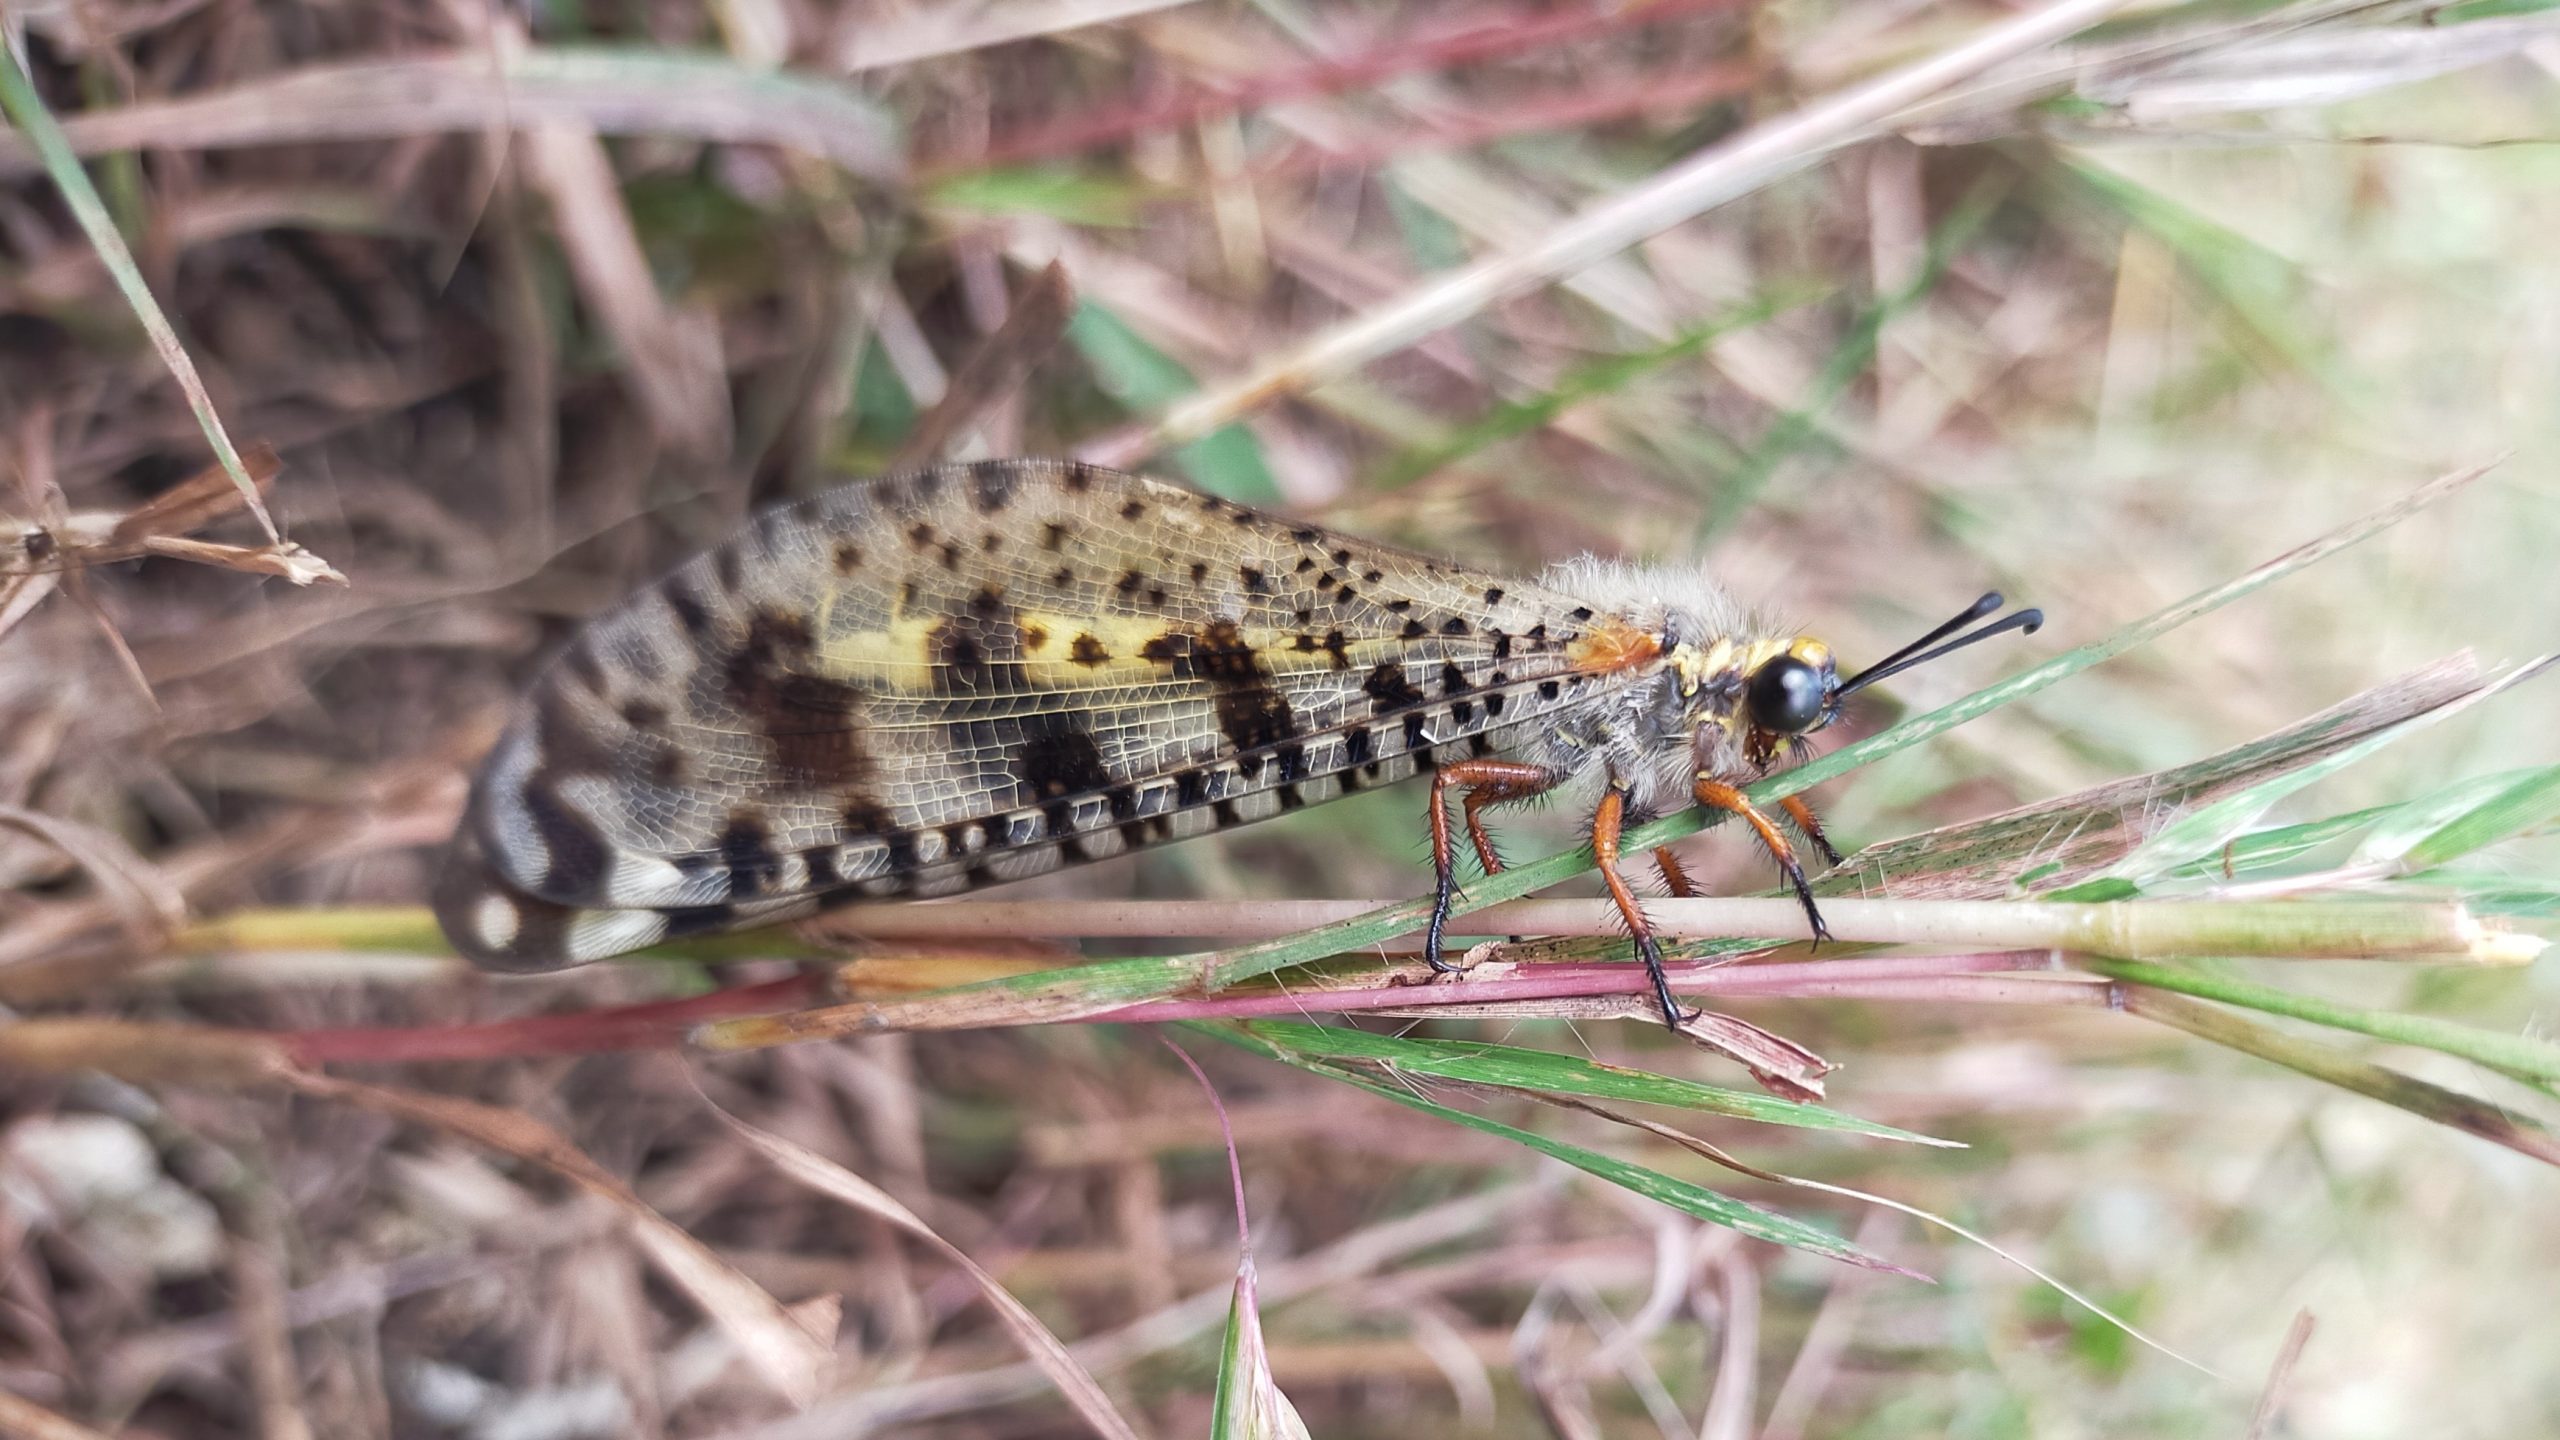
[440, 460, 1633, 966]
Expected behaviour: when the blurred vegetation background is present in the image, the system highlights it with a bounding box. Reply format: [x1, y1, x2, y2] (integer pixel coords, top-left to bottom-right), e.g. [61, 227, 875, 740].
[0, 1, 2556, 1436]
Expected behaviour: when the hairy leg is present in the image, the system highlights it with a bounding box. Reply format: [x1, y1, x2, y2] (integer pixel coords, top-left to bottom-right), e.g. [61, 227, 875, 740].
[1693, 778, 1831, 942]
[1423, 759, 1559, 972]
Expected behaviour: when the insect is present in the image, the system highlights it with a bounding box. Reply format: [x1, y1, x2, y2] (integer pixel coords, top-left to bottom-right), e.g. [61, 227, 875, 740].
[435, 459, 2039, 1026]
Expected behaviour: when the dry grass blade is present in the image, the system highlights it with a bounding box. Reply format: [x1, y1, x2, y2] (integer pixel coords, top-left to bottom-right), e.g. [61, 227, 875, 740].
[287, 1072, 835, 1407]
[1846, 653, 2491, 899]
[523, 106, 731, 460]
[0, 1018, 296, 1088]
[892, 261, 1079, 467]
[0, 1389, 117, 1440]
[2246, 1310, 2318, 1440]
[1121, 0, 2134, 457]
[829, 0, 1206, 73]
[0, 49, 901, 181]
[689, 1074, 1144, 1440]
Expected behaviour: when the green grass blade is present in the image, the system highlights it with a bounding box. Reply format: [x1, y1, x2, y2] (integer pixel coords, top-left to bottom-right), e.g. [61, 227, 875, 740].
[2090, 957, 2560, 1088]
[2098, 666, 2524, 886]
[2389, 765, 2560, 873]
[0, 42, 278, 543]
[1241, 1021, 1958, 1145]
[1210, 1024, 1906, 1272]
[2121, 989, 2560, 1167]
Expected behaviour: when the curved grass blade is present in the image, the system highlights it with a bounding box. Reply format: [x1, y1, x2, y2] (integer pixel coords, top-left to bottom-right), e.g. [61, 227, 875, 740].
[2088, 957, 2560, 1090]
[1240, 1020, 1958, 1145]
[0, 42, 278, 545]
[1209, 1023, 1909, 1273]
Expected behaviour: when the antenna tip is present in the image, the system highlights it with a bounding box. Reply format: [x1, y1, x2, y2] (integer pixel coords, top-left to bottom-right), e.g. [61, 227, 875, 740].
[2015, 608, 2044, 635]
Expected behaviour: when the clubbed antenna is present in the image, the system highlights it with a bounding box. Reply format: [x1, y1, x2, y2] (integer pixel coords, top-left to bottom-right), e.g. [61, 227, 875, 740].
[1837, 592, 2043, 699]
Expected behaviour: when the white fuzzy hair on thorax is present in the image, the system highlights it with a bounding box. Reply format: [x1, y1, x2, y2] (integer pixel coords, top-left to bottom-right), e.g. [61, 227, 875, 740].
[1535, 555, 1768, 645]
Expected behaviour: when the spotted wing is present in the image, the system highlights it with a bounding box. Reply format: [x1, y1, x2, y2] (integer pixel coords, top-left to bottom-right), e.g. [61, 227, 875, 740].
[435, 459, 1638, 969]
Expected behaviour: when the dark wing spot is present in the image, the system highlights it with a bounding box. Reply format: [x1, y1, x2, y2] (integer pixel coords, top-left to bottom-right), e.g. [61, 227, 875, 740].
[1198, 619, 1300, 754]
[1538, 680, 1562, 700]
[1070, 633, 1113, 666]
[1568, 606, 1594, 622]
[1362, 569, 1383, 584]
[969, 586, 1007, 615]
[1120, 499, 1146, 520]
[1238, 566, 1267, 592]
[1019, 728, 1111, 800]
[1385, 598, 1412, 613]
[805, 846, 842, 888]
[714, 545, 743, 592]
[1051, 565, 1075, 586]
[1483, 587, 1505, 605]
[908, 522, 937, 549]
[718, 812, 783, 900]
[1440, 661, 1472, 696]
[1344, 726, 1374, 767]
[1400, 619, 1428, 640]
[1023, 623, 1050, 651]
[726, 611, 881, 784]
[833, 541, 863, 574]
[1065, 462, 1100, 492]
[620, 699, 667, 730]
[1117, 569, 1145, 596]
[1322, 630, 1351, 669]
[1042, 522, 1071, 551]
[1441, 617, 1470, 636]
[1191, 561, 1210, 584]
[1363, 661, 1424, 712]
[664, 579, 716, 640]
[1139, 632, 1189, 673]
[970, 464, 1021, 513]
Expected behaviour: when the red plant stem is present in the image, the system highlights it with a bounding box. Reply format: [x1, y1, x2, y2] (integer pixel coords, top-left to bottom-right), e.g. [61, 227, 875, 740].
[927, 0, 1749, 175]
[281, 973, 823, 1066]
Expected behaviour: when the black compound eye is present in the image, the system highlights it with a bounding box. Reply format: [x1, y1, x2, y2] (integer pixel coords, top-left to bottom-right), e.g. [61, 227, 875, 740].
[1746, 656, 1828, 735]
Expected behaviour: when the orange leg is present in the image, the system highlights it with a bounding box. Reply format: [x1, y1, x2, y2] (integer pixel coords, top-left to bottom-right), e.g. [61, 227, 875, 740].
[1424, 759, 1559, 972]
[1652, 845, 1699, 897]
[1592, 787, 1688, 1029]
[1779, 794, 1843, 868]
[1694, 778, 1831, 943]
